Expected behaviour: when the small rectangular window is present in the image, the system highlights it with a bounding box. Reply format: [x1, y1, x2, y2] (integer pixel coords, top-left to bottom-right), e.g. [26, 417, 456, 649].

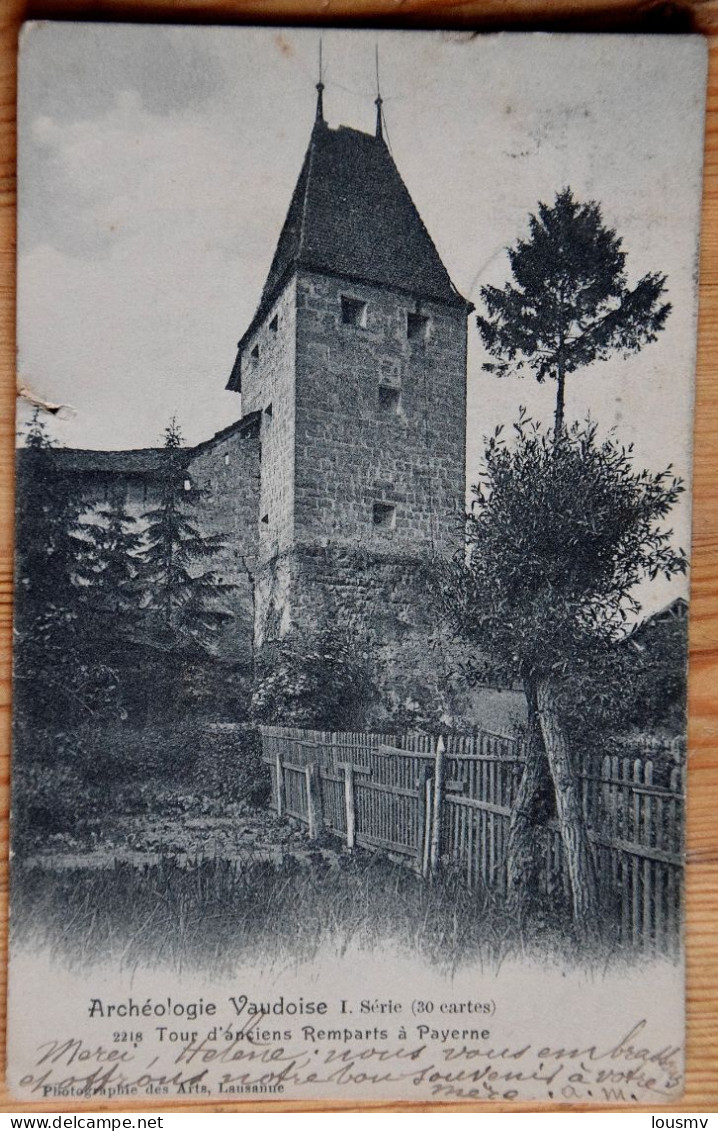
[407, 312, 429, 341]
[269, 314, 278, 333]
[379, 385, 401, 414]
[341, 296, 367, 328]
[251, 344, 260, 360]
[373, 503, 396, 530]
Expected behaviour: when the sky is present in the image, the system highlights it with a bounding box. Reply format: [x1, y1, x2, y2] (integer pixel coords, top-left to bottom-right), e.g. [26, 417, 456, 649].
[17, 26, 707, 611]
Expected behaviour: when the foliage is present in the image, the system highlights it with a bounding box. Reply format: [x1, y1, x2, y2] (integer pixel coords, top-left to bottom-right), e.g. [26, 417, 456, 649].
[14, 412, 123, 724]
[15, 410, 85, 611]
[435, 414, 687, 929]
[15, 412, 244, 728]
[76, 491, 144, 623]
[561, 615, 687, 740]
[12, 760, 92, 845]
[137, 418, 234, 649]
[624, 616, 687, 731]
[192, 726, 270, 807]
[438, 412, 687, 691]
[11, 721, 271, 851]
[477, 188, 671, 431]
[252, 627, 381, 730]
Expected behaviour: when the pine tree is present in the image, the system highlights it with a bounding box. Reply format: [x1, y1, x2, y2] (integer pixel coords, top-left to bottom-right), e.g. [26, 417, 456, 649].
[477, 188, 671, 433]
[76, 491, 144, 622]
[137, 418, 233, 649]
[15, 409, 85, 616]
[14, 410, 118, 723]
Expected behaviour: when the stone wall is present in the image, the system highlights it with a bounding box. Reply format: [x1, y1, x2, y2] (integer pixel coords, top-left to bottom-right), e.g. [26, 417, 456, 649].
[254, 545, 459, 725]
[293, 270, 467, 559]
[252, 269, 469, 712]
[185, 418, 260, 664]
[237, 278, 297, 566]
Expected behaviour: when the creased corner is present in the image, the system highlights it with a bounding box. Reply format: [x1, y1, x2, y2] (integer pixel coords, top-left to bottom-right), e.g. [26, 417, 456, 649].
[16, 380, 73, 417]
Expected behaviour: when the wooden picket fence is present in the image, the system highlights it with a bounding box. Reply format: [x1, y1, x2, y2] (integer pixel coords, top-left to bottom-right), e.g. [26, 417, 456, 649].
[260, 725, 685, 952]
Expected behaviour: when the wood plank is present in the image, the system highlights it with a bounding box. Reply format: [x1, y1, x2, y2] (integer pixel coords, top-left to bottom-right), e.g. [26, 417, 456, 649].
[358, 779, 420, 800]
[447, 794, 513, 818]
[378, 742, 434, 760]
[589, 834, 684, 869]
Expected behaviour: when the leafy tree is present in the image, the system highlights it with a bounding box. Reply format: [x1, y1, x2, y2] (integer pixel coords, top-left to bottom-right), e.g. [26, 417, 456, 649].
[137, 417, 233, 649]
[477, 189, 671, 433]
[436, 414, 686, 933]
[562, 611, 687, 742]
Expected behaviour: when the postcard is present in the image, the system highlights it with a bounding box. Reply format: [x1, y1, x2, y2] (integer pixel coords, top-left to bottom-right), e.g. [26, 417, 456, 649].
[8, 25, 706, 1104]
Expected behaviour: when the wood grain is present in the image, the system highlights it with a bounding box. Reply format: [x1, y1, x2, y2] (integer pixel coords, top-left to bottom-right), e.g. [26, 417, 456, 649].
[0, 0, 716, 1113]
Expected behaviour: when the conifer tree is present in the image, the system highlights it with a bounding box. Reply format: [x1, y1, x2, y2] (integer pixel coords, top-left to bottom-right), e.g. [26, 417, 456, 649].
[137, 417, 233, 649]
[76, 491, 144, 623]
[477, 189, 671, 433]
[15, 409, 85, 616]
[14, 410, 117, 722]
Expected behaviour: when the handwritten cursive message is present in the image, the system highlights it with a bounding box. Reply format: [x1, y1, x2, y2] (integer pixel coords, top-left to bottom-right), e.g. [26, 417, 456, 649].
[18, 1015, 683, 1104]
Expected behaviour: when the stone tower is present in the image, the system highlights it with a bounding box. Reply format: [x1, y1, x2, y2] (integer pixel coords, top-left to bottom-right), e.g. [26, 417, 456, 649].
[227, 86, 472, 714]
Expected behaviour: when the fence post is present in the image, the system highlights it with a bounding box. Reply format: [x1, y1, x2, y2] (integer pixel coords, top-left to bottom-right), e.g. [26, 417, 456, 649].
[306, 762, 323, 840]
[429, 736, 446, 877]
[343, 763, 356, 850]
[275, 749, 284, 818]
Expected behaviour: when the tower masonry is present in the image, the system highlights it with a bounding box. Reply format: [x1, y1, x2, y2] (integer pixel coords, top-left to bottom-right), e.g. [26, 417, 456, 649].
[228, 91, 473, 712]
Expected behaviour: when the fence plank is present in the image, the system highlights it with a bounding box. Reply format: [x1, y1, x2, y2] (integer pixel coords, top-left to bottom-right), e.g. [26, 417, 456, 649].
[430, 736, 446, 876]
[306, 763, 322, 840]
[421, 776, 433, 879]
[343, 763, 356, 850]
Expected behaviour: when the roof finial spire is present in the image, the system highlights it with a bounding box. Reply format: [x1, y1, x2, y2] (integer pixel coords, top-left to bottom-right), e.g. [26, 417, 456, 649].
[315, 39, 325, 123]
[374, 44, 383, 141]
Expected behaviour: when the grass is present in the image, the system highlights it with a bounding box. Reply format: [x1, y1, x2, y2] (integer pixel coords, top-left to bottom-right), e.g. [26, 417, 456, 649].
[11, 849, 540, 975]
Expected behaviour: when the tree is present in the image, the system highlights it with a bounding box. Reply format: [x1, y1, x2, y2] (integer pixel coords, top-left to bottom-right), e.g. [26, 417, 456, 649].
[76, 491, 144, 621]
[477, 189, 671, 433]
[14, 411, 120, 723]
[436, 414, 686, 934]
[137, 417, 233, 649]
[15, 410, 85, 617]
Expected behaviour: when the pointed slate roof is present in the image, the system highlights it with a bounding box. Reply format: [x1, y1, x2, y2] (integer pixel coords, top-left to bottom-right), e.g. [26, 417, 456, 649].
[228, 117, 470, 390]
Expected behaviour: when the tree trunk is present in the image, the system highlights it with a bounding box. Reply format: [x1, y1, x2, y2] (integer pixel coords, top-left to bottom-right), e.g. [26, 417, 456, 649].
[506, 676, 555, 917]
[554, 356, 566, 435]
[535, 674, 600, 936]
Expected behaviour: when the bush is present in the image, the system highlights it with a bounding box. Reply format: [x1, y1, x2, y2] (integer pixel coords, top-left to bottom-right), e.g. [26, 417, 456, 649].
[12, 761, 96, 848]
[12, 720, 272, 847]
[192, 726, 270, 807]
[252, 628, 381, 729]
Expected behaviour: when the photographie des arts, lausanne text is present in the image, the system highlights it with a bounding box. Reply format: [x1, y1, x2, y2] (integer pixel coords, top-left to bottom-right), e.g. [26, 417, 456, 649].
[8, 27, 706, 1103]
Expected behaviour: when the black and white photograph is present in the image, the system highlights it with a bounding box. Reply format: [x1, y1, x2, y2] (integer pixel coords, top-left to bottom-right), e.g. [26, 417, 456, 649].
[8, 25, 707, 1103]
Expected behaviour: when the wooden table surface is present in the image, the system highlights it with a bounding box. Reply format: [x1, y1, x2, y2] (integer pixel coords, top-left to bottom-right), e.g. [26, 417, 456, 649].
[0, 0, 716, 1114]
